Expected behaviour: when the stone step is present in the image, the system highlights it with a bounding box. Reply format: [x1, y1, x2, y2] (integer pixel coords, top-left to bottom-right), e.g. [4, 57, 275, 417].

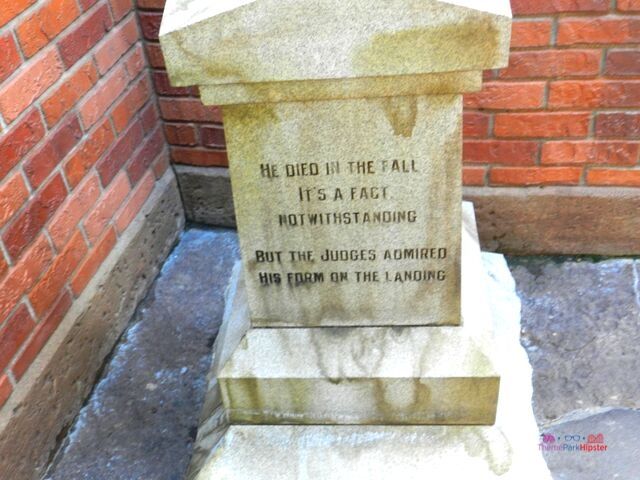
[193, 422, 550, 480]
[219, 325, 499, 425]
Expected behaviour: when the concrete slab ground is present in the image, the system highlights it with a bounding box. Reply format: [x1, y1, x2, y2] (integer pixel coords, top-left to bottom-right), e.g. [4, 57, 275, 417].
[43, 230, 639, 480]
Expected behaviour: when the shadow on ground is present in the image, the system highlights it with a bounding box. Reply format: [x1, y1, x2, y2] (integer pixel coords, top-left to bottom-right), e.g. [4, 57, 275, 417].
[44, 230, 640, 479]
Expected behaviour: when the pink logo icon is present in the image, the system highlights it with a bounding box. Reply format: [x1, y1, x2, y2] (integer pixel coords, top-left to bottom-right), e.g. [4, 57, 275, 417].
[587, 434, 604, 444]
[541, 434, 556, 444]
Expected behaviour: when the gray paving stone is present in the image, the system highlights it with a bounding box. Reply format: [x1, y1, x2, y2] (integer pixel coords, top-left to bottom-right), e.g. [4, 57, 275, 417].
[509, 257, 640, 423]
[44, 229, 239, 480]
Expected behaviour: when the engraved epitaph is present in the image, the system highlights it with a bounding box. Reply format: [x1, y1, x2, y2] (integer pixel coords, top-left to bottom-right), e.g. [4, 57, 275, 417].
[160, 1, 512, 327]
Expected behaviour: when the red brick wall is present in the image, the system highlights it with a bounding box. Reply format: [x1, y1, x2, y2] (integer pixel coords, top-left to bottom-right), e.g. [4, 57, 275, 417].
[138, 0, 640, 187]
[0, 0, 169, 409]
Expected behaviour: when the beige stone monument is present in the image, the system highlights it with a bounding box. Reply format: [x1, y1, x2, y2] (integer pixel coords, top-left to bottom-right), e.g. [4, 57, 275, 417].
[160, 1, 553, 478]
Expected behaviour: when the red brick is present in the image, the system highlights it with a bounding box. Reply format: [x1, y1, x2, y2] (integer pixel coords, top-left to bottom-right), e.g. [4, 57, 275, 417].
[0, 173, 29, 228]
[0, 110, 45, 181]
[58, 4, 113, 68]
[0, 49, 64, 124]
[152, 70, 196, 96]
[140, 102, 160, 134]
[511, 0, 608, 14]
[123, 43, 146, 78]
[464, 82, 545, 110]
[127, 126, 164, 184]
[96, 119, 144, 186]
[29, 230, 87, 317]
[549, 81, 640, 109]
[111, 76, 151, 132]
[110, 0, 133, 21]
[490, 167, 582, 186]
[83, 173, 131, 242]
[79, 0, 98, 11]
[137, 0, 165, 8]
[463, 112, 490, 139]
[0, 304, 36, 372]
[595, 113, 640, 138]
[138, 11, 162, 41]
[165, 123, 197, 146]
[64, 119, 115, 188]
[79, 64, 129, 129]
[494, 113, 590, 138]
[201, 125, 227, 148]
[48, 174, 101, 250]
[0, 255, 7, 281]
[605, 50, 640, 76]
[159, 98, 223, 123]
[0, 375, 12, 408]
[171, 147, 229, 167]
[499, 50, 600, 79]
[558, 18, 640, 45]
[464, 140, 539, 166]
[462, 167, 486, 186]
[618, 0, 640, 11]
[115, 171, 154, 233]
[145, 43, 165, 69]
[2, 175, 67, 261]
[16, 0, 80, 57]
[0, 0, 36, 27]
[23, 115, 83, 189]
[70, 226, 116, 295]
[510, 20, 552, 48]
[0, 33, 21, 83]
[12, 291, 72, 380]
[152, 150, 170, 178]
[94, 15, 138, 75]
[0, 236, 54, 321]
[41, 60, 99, 127]
[587, 169, 640, 186]
[542, 142, 640, 166]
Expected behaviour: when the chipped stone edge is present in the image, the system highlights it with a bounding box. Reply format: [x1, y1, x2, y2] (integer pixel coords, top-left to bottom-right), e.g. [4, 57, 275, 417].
[0, 170, 185, 480]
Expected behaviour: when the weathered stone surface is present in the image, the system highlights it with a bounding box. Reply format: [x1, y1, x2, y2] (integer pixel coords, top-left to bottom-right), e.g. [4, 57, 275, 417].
[160, 0, 511, 100]
[44, 229, 239, 480]
[189, 245, 551, 479]
[199, 71, 482, 105]
[510, 257, 640, 423]
[225, 95, 462, 327]
[220, 326, 499, 425]
[218, 203, 498, 425]
[0, 171, 184, 480]
[176, 165, 236, 227]
[466, 187, 640, 256]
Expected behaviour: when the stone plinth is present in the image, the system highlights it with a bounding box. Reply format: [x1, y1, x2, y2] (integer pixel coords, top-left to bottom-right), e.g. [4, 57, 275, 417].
[184, 204, 552, 479]
[218, 204, 499, 425]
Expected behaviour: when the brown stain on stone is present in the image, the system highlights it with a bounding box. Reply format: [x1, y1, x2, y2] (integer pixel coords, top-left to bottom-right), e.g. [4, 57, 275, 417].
[354, 20, 500, 76]
[379, 97, 418, 138]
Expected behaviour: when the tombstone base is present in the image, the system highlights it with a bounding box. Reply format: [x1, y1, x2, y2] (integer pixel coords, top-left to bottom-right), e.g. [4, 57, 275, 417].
[185, 203, 552, 479]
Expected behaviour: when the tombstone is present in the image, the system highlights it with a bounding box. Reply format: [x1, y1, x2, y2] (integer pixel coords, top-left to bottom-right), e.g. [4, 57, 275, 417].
[160, 1, 552, 478]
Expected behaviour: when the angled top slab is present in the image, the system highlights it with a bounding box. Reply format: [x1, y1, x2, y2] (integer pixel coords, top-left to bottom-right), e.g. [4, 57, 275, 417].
[160, 0, 512, 88]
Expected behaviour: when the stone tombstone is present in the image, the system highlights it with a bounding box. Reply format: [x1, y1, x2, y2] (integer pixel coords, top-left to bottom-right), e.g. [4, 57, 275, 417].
[160, 0, 511, 328]
[158, 3, 552, 478]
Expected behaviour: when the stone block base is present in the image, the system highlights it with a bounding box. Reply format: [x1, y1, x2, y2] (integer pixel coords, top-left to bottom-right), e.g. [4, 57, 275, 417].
[185, 203, 551, 479]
